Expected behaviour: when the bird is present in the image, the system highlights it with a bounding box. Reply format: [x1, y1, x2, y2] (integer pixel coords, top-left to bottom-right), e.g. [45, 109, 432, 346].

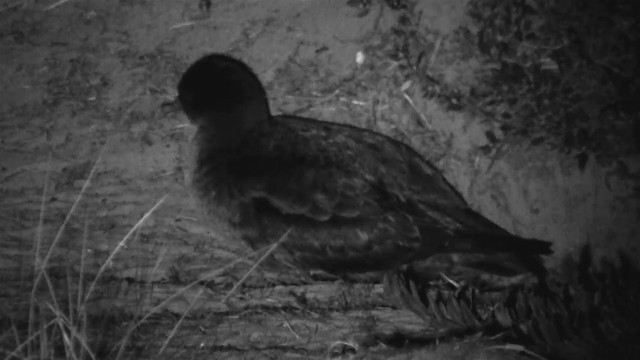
[176, 53, 552, 313]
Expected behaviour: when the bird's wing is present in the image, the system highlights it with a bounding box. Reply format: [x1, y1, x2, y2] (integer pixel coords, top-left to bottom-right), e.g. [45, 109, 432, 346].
[198, 116, 552, 274]
[214, 119, 432, 271]
[228, 115, 497, 234]
[229, 122, 382, 222]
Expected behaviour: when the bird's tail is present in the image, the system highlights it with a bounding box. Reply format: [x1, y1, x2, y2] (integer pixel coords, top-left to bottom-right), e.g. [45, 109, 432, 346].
[414, 206, 552, 256]
[426, 232, 552, 278]
[439, 232, 553, 256]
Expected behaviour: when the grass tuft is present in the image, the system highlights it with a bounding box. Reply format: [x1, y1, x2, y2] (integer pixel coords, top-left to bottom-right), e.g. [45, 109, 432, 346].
[3, 144, 170, 360]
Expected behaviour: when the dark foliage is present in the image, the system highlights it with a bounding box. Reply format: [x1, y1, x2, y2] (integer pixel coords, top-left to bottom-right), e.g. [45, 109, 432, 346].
[387, 245, 640, 360]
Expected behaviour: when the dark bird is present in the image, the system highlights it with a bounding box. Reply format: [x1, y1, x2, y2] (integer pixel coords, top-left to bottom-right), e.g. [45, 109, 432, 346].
[177, 53, 552, 306]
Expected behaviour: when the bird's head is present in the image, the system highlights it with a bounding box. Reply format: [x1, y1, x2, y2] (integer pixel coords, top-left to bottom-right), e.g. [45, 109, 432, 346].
[177, 54, 271, 144]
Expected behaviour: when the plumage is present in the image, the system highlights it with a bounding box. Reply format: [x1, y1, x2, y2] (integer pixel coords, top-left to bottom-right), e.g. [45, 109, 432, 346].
[178, 53, 552, 290]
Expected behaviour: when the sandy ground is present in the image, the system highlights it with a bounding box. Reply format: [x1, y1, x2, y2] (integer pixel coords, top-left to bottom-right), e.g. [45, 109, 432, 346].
[1, 0, 638, 359]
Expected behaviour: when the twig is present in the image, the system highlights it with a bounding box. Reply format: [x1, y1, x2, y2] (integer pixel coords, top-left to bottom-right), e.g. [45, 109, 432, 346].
[170, 21, 197, 30]
[429, 35, 444, 69]
[43, 0, 73, 11]
[281, 312, 301, 339]
[439, 273, 461, 288]
[487, 344, 548, 360]
[221, 228, 292, 303]
[402, 92, 432, 130]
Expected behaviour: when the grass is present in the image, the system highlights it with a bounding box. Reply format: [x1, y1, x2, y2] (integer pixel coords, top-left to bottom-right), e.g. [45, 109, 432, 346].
[4, 149, 101, 360]
[2, 146, 166, 360]
[1, 146, 290, 359]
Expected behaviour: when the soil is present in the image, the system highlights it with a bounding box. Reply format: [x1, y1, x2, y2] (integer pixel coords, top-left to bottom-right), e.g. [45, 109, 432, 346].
[1, 0, 638, 359]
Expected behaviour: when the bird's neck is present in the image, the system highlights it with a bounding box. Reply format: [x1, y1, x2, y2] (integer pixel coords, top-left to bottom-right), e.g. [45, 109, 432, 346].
[196, 120, 270, 152]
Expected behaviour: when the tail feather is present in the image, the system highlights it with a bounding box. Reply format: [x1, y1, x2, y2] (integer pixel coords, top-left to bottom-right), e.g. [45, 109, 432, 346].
[440, 232, 553, 255]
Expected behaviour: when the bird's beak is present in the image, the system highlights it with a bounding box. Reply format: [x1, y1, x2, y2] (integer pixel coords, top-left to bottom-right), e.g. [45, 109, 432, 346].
[162, 97, 196, 136]
[160, 97, 183, 116]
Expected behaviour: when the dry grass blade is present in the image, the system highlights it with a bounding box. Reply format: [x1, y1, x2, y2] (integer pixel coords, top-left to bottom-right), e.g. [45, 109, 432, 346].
[77, 219, 89, 323]
[28, 152, 52, 358]
[37, 310, 47, 360]
[83, 194, 169, 303]
[170, 21, 197, 30]
[66, 268, 74, 327]
[221, 227, 292, 303]
[113, 228, 293, 357]
[439, 272, 461, 288]
[44, 302, 97, 360]
[487, 344, 547, 360]
[32, 145, 106, 296]
[158, 228, 292, 355]
[43, 0, 73, 11]
[2, 319, 56, 360]
[25, 147, 105, 360]
[429, 34, 444, 68]
[158, 287, 204, 355]
[33, 153, 51, 270]
[402, 92, 432, 130]
[5, 320, 23, 358]
[149, 245, 168, 284]
[54, 318, 76, 360]
[40, 268, 62, 315]
[280, 310, 301, 339]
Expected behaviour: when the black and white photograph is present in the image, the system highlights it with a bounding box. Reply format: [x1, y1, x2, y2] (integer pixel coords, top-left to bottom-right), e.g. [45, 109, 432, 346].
[1, 0, 639, 359]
